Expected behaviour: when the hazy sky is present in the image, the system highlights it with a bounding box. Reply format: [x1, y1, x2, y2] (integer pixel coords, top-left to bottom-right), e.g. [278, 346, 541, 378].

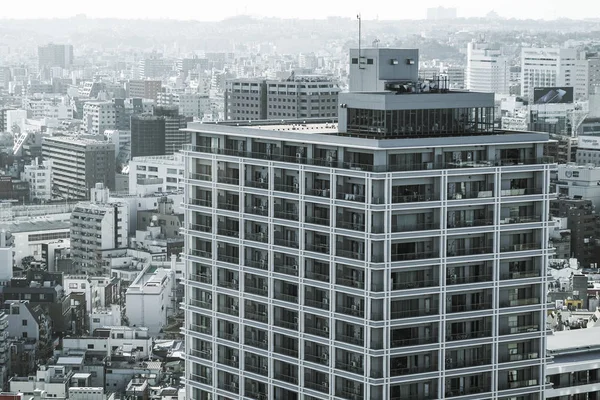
[0, 0, 594, 21]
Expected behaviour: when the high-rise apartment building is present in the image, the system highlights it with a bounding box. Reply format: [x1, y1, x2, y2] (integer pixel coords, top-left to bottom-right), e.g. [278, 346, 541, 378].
[183, 48, 553, 400]
[224, 76, 339, 121]
[38, 43, 73, 69]
[467, 40, 510, 94]
[157, 92, 210, 119]
[130, 115, 166, 158]
[127, 80, 162, 101]
[71, 183, 129, 273]
[81, 101, 116, 135]
[153, 105, 189, 155]
[42, 136, 115, 199]
[521, 47, 582, 101]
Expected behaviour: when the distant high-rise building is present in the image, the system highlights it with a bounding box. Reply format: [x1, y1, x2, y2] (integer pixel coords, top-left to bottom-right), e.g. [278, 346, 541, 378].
[137, 58, 170, 79]
[81, 101, 116, 135]
[153, 105, 189, 155]
[38, 43, 73, 69]
[42, 136, 115, 199]
[521, 47, 582, 101]
[157, 92, 210, 119]
[70, 183, 129, 273]
[467, 40, 510, 94]
[224, 76, 339, 121]
[427, 6, 457, 20]
[130, 115, 166, 158]
[127, 80, 162, 101]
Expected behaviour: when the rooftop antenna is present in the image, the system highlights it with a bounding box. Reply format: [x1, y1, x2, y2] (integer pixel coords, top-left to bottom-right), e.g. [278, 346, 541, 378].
[357, 13, 362, 60]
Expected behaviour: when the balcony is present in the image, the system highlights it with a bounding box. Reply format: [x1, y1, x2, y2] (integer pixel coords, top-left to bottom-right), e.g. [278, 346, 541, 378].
[218, 332, 239, 342]
[336, 360, 364, 375]
[447, 302, 492, 313]
[218, 226, 240, 238]
[217, 199, 239, 212]
[391, 336, 438, 348]
[391, 365, 437, 377]
[246, 232, 268, 243]
[448, 190, 493, 200]
[337, 305, 365, 318]
[393, 193, 440, 203]
[306, 216, 330, 226]
[305, 325, 329, 338]
[503, 270, 540, 280]
[305, 353, 329, 366]
[245, 363, 268, 376]
[337, 192, 365, 203]
[336, 333, 364, 347]
[500, 216, 543, 225]
[393, 222, 438, 232]
[189, 323, 211, 335]
[274, 292, 298, 304]
[218, 176, 240, 186]
[337, 249, 365, 261]
[446, 330, 492, 341]
[246, 311, 268, 324]
[392, 279, 436, 291]
[391, 307, 438, 319]
[448, 219, 493, 228]
[305, 381, 329, 393]
[500, 188, 543, 197]
[337, 276, 364, 289]
[391, 251, 437, 262]
[245, 284, 268, 297]
[275, 319, 299, 331]
[274, 238, 299, 249]
[501, 325, 539, 335]
[190, 172, 212, 181]
[274, 372, 299, 384]
[190, 198, 212, 208]
[217, 279, 239, 290]
[500, 379, 539, 390]
[245, 337, 268, 350]
[274, 183, 299, 194]
[217, 253, 239, 264]
[501, 298, 540, 307]
[245, 259, 268, 271]
[218, 305, 239, 317]
[189, 273, 212, 284]
[447, 246, 493, 257]
[274, 210, 299, 221]
[245, 206, 268, 217]
[273, 262, 298, 276]
[445, 358, 491, 369]
[306, 243, 329, 253]
[274, 346, 299, 358]
[190, 374, 211, 385]
[219, 382, 239, 394]
[445, 385, 490, 397]
[500, 352, 539, 363]
[500, 243, 541, 252]
[447, 273, 493, 285]
[190, 249, 212, 259]
[337, 220, 366, 231]
[245, 390, 268, 400]
[306, 297, 329, 310]
[305, 270, 330, 282]
[189, 223, 212, 233]
[245, 179, 268, 189]
[189, 299, 212, 310]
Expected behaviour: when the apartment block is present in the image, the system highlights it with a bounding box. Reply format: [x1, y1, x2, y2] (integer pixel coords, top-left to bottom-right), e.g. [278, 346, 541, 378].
[182, 49, 554, 400]
[81, 101, 116, 135]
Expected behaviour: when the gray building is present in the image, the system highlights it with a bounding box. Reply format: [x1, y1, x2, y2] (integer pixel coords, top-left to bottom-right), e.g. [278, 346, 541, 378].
[154, 105, 189, 155]
[224, 76, 339, 121]
[183, 48, 553, 400]
[130, 115, 166, 158]
[42, 136, 115, 199]
[38, 43, 73, 68]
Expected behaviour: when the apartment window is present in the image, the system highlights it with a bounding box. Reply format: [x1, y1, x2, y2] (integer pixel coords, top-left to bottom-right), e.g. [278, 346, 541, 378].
[22, 332, 27, 338]
[88, 344, 95, 349]
[351, 58, 358, 64]
[22, 320, 27, 326]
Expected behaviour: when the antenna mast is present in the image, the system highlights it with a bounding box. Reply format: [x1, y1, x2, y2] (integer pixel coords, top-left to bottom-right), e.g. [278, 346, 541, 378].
[357, 13, 361, 59]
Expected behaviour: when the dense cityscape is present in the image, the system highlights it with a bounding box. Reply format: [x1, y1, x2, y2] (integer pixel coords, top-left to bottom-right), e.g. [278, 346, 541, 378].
[1, 6, 600, 400]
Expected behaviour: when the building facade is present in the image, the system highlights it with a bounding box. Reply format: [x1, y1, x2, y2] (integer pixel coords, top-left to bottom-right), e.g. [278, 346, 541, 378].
[130, 115, 166, 158]
[521, 47, 579, 102]
[153, 105, 189, 155]
[81, 101, 116, 136]
[128, 154, 184, 194]
[183, 49, 553, 400]
[38, 44, 73, 69]
[127, 80, 162, 101]
[466, 40, 510, 94]
[42, 136, 115, 199]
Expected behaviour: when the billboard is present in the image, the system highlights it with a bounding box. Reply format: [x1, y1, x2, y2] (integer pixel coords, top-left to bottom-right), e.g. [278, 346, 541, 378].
[533, 87, 574, 104]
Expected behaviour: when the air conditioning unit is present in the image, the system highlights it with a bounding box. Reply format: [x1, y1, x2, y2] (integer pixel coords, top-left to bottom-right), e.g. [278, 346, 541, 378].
[292, 264, 298, 270]
[232, 355, 237, 363]
[322, 297, 329, 305]
[351, 361, 358, 368]
[323, 326, 329, 333]
[296, 153, 302, 158]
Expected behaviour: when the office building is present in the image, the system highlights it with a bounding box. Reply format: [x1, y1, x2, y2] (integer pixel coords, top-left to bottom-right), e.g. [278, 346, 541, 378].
[137, 58, 170, 80]
[550, 197, 599, 268]
[70, 183, 129, 273]
[20, 159, 53, 201]
[81, 101, 116, 135]
[183, 48, 553, 400]
[556, 163, 600, 210]
[128, 154, 184, 194]
[127, 80, 162, 101]
[154, 105, 189, 155]
[38, 44, 73, 69]
[42, 136, 115, 199]
[467, 40, 510, 94]
[157, 92, 210, 119]
[521, 48, 580, 102]
[130, 115, 165, 158]
[224, 76, 339, 121]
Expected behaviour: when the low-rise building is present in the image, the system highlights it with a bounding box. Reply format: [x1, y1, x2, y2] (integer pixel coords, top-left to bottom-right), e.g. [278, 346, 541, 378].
[128, 155, 184, 195]
[9, 365, 73, 398]
[20, 159, 52, 201]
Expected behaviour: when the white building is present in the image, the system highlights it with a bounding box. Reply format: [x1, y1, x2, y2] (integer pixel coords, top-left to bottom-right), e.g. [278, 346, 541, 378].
[4, 219, 70, 267]
[556, 163, 600, 210]
[521, 47, 583, 101]
[467, 40, 509, 94]
[4, 300, 47, 341]
[62, 326, 153, 358]
[546, 329, 600, 399]
[9, 365, 72, 398]
[81, 101, 116, 135]
[183, 48, 553, 400]
[21, 159, 53, 201]
[157, 92, 210, 119]
[0, 231, 14, 282]
[70, 184, 129, 273]
[125, 265, 174, 336]
[63, 275, 120, 315]
[89, 305, 122, 332]
[68, 387, 105, 400]
[128, 154, 184, 195]
[576, 135, 600, 165]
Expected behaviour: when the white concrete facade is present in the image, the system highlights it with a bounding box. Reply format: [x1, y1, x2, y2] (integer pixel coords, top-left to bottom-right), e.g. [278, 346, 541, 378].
[467, 40, 509, 94]
[21, 159, 53, 201]
[128, 154, 184, 195]
[521, 47, 580, 101]
[81, 101, 116, 135]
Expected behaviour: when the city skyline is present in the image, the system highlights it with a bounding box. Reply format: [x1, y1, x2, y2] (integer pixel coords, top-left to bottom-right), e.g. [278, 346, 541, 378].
[0, 0, 593, 21]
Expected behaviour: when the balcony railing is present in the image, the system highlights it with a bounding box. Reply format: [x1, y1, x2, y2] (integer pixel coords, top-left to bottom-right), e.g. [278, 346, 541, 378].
[273, 263, 299, 276]
[448, 191, 494, 200]
[274, 293, 298, 304]
[244, 364, 268, 376]
[447, 246, 493, 257]
[337, 305, 365, 318]
[500, 324, 539, 335]
[218, 305, 239, 316]
[275, 319, 299, 330]
[274, 372, 299, 384]
[305, 353, 329, 365]
[189, 374, 211, 385]
[245, 337, 268, 350]
[274, 210, 300, 221]
[500, 188, 544, 196]
[305, 270, 330, 282]
[305, 380, 329, 393]
[306, 243, 329, 253]
[391, 251, 437, 262]
[391, 307, 438, 319]
[217, 254, 239, 265]
[445, 358, 491, 369]
[447, 274, 493, 285]
[337, 220, 366, 231]
[274, 238, 299, 249]
[306, 187, 331, 197]
[245, 285, 268, 296]
[336, 249, 365, 260]
[217, 227, 239, 238]
[500, 215, 543, 224]
[446, 302, 492, 313]
[190, 249, 212, 259]
[393, 222, 439, 232]
[189, 323, 211, 335]
[217, 202, 239, 211]
[306, 216, 330, 226]
[245, 179, 268, 189]
[500, 379, 539, 390]
[189, 223, 212, 232]
[219, 357, 239, 368]
[336, 388, 364, 400]
[446, 330, 492, 341]
[392, 279, 437, 290]
[274, 346, 299, 358]
[246, 232, 268, 243]
[502, 270, 540, 280]
[500, 243, 541, 252]
[500, 352, 539, 363]
[306, 298, 329, 310]
[190, 198, 212, 207]
[245, 206, 268, 216]
[218, 332, 239, 342]
[217, 279, 239, 290]
[245, 390, 268, 400]
[274, 183, 299, 193]
[337, 277, 365, 289]
[219, 382, 239, 394]
[445, 385, 490, 397]
[336, 360, 365, 375]
[337, 192, 366, 203]
[218, 176, 240, 185]
[189, 273, 212, 284]
[305, 325, 329, 338]
[245, 311, 269, 324]
[391, 336, 438, 348]
[391, 365, 437, 376]
[190, 299, 212, 310]
[501, 298, 540, 307]
[447, 219, 493, 228]
[245, 259, 268, 270]
[336, 333, 364, 346]
[392, 193, 440, 203]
